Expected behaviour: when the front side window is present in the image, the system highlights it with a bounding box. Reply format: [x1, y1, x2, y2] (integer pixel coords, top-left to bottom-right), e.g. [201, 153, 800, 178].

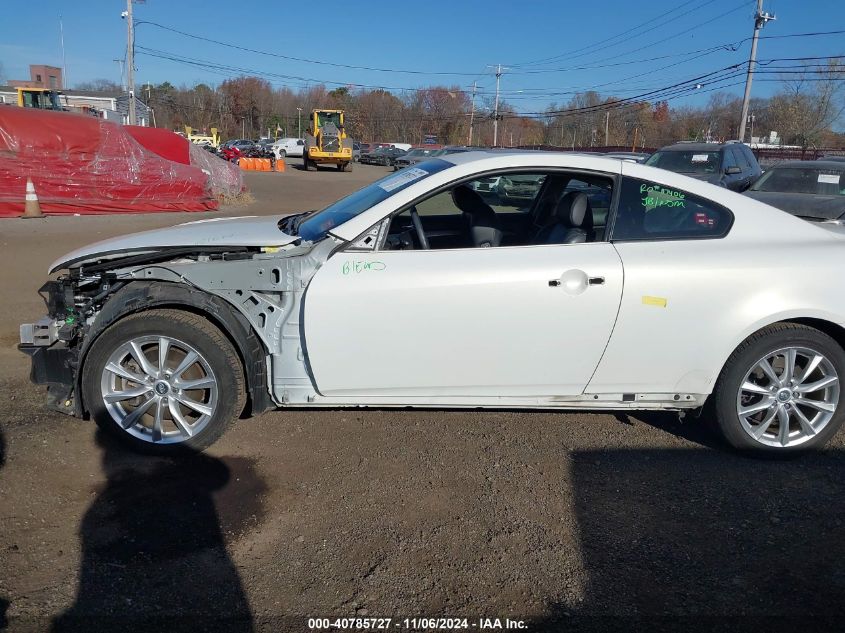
[732, 147, 751, 169]
[382, 171, 614, 251]
[611, 177, 733, 241]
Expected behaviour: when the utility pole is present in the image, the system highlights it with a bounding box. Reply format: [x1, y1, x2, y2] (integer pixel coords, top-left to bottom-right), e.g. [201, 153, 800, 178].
[738, 0, 775, 142]
[493, 64, 501, 147]
[604, 111, 609, 146]
[297, 107, 302, 138]
[467, 81, 477, 146]
[125, 0, 136, 125]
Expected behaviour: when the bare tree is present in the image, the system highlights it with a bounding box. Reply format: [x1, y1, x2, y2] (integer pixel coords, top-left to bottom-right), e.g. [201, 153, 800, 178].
[74, 79, 122, 92]
[768, 58, 845, 147]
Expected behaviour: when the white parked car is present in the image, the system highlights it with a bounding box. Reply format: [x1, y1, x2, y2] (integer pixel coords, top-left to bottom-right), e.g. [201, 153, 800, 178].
[271, 137, 305, 159]
[19, 152, 845, 455]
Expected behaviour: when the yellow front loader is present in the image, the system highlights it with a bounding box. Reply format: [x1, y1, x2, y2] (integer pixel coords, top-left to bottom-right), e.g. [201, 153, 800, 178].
[16, 88, 64, 110]
[303, 109, 353, 171]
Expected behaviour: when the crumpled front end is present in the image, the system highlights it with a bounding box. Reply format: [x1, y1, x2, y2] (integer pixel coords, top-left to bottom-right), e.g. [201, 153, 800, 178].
[19, 277, 103, 416]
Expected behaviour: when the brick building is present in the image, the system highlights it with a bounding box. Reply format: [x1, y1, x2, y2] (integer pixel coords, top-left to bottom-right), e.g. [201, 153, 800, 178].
[10, 64, 64, 90]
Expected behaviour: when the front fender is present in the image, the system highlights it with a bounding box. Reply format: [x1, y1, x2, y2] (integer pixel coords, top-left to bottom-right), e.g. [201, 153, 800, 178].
[76, 280, 271, 418]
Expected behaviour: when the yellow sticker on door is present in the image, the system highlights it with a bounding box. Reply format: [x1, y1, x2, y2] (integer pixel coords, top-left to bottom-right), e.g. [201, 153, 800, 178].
[642, 295, 668, 308]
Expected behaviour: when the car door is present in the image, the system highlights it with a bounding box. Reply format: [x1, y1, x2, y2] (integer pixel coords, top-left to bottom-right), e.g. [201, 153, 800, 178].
[302, 238, 624, 399]
[732, 147, 755, 191]
[589, 167, 738, 396]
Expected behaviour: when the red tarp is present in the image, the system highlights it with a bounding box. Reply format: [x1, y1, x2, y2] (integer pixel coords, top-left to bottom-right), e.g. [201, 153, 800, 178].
[124, 125, 245, 200]
[125, 125, 192, 165]
[0, 107, 218, 216]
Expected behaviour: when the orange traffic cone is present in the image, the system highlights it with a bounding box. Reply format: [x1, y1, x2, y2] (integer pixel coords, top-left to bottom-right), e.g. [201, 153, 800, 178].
[22, 178, 44, 219]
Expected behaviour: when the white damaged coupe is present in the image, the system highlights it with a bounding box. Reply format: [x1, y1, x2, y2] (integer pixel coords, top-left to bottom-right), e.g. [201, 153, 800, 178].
[19, 152, 845, 454]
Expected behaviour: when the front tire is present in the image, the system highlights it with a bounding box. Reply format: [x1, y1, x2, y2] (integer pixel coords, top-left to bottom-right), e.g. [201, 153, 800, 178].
[712, 323, 845, 454]
[82, 309, 246, 455]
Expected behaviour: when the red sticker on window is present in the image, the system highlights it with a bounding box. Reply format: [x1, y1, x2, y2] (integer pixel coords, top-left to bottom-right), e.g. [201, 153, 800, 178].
[695, 212, 716, 227]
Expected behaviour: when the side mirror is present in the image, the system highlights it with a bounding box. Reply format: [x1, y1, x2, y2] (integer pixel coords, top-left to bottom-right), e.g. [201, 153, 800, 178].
[725, 166, 742, 175]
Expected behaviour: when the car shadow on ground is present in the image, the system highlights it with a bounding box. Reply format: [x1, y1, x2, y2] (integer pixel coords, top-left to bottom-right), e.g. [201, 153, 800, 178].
[615, 409, 725, 450]
[528, 446, 845, 632]
[50, 430, 267, 632]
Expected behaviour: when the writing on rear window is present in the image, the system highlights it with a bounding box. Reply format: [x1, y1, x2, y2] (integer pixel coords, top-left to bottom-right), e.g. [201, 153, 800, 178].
[640, 183, 686, 209]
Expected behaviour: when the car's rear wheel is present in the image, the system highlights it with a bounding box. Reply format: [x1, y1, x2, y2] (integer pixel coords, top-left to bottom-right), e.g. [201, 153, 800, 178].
[713, 323, 845, 454]
[82, 309, 246, 454]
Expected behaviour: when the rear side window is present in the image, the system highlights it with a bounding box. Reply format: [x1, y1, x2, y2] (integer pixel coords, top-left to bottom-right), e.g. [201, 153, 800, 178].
[611, 177, 733, 241]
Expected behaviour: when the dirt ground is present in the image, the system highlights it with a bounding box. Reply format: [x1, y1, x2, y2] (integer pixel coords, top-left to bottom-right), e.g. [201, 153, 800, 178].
[1, 163, 844, 632]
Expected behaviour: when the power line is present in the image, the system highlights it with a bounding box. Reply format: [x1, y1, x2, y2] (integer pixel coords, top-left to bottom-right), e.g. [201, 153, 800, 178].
[511, 0, 755, 70]
[509, 0, 718, 67]
[136, 20, 488, 77]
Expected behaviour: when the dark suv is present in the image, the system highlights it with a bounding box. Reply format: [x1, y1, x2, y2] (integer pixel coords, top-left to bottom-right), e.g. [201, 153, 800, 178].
[645, 141, 762, 192]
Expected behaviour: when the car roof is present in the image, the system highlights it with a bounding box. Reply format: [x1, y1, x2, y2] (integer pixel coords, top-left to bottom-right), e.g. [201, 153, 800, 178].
[656, 143, 732, 152]
[769, 160, 845, 170]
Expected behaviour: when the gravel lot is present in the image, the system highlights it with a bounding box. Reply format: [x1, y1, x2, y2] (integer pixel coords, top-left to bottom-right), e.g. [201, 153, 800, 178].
[1, 162, 844, 632]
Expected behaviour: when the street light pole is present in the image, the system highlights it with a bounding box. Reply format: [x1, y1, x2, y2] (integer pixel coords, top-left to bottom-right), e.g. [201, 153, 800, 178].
[738, 0, 775, 142]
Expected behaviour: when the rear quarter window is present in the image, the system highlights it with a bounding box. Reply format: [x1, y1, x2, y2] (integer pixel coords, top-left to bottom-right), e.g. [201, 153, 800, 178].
[611, 177, 734, 241]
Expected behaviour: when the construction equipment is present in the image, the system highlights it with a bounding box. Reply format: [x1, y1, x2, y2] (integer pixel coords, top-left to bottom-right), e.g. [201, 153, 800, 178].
[303, 109, 353, 171]
[16, 88, 65, 111]
[185, 125, 220, 148]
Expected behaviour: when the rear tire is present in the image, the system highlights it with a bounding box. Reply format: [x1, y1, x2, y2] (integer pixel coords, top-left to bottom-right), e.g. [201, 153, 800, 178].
[82, 309, 246, 455]
[712, 323, 845, 455]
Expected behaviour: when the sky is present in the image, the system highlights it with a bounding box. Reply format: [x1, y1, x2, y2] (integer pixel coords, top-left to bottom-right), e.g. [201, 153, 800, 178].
[0, 0, 843, 114]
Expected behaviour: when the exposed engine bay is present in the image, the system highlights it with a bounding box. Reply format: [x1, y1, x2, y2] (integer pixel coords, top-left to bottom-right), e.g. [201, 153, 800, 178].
[19, 217, 339, 419]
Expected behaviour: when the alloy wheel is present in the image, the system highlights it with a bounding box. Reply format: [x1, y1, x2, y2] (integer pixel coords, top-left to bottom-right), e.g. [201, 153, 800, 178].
[100, 335, 218, 444]
[736, 346, 839, 448]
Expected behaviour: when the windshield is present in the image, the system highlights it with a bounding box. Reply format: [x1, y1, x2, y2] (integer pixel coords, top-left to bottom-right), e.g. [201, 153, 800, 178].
[645, 150, 721, 174]
[297, 159, 454, 241]
[317, 111, 341, 128]
[750, 167, 845, 195]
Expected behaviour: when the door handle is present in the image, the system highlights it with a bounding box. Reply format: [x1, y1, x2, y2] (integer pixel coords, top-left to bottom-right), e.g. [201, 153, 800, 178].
[549, 270, 604, 295]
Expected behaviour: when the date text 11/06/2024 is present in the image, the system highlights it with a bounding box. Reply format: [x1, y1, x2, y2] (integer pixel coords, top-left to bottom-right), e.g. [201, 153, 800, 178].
[307, 617, 528, 630]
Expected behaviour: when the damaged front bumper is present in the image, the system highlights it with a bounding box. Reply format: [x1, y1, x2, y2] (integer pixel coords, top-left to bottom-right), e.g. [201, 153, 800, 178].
[19, 281, 85, 417]
[18, 340, 78, 415]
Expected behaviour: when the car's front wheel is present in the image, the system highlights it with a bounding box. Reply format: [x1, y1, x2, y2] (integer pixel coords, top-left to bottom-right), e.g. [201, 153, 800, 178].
[82, 309, 246, 454]
[713, 323, 845, 454]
